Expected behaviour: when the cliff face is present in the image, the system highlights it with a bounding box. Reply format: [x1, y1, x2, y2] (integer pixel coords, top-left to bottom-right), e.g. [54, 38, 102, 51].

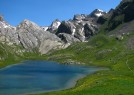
[56, 9, 106, 42]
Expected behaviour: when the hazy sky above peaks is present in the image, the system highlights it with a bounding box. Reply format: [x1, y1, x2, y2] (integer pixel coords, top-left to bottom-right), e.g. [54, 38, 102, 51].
[0, 0, 121, 26]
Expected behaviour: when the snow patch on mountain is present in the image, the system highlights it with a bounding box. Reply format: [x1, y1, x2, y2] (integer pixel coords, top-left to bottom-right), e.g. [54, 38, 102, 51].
[95, 12, 103, 17]
[42, 26, 49, 31]
[97, 9, 104, 12]
[0, 21, 16, 30]
[51, 19, 61, 31]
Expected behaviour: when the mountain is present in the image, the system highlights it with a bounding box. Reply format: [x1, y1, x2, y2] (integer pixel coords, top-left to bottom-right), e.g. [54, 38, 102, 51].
[38, 1, 134, 94]
[56, 9, 106, 42]
[0, 16, 19, 46]
[2, 0, 133, 55]
[0, 9, 106, 54]
[0, 16, 16, 30]
[49, 19, 61, 32]
[0, 18, 65, 54]
[42, 19, 61, 33]
[90, 9, 106, 18]
[0, 0, 133, 56]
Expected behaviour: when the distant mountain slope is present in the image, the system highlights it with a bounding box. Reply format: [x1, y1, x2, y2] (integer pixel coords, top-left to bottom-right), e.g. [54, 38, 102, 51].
[100, 0, 134, 31]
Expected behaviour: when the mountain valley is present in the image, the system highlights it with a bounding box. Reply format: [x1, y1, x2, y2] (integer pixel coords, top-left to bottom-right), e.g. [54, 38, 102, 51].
[0, 0, 134, 95]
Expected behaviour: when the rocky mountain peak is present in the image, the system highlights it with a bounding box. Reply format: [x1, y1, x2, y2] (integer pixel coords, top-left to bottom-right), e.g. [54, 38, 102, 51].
[17, 19, 43, 32]
[18, 19, 39, 27]
[73, 14, 88, 21]
[46, 19, 61, 33]
[0, 16, 15, 30]
[0, 21, 11, 29]
[51, 19, 61, 30]
[90, 9, 106, 18]
[44, 19, 61, 33]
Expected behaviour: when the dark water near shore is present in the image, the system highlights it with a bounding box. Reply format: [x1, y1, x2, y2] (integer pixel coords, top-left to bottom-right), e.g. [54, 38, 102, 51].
[0, 60, 105, 95]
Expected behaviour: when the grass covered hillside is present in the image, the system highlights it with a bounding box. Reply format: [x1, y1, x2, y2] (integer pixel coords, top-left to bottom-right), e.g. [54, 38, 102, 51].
[0, 43, 47, 68]
[34, 27, 134, 95]
[0, 43, 24, 67]
[1, 27, 133, 95]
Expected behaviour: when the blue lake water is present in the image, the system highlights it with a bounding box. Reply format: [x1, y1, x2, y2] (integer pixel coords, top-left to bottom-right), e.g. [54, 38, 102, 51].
[0, 60, 105, 95]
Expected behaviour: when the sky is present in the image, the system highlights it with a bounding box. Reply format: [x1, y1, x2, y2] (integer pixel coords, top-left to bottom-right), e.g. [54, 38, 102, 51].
[0, 0, 121, 26]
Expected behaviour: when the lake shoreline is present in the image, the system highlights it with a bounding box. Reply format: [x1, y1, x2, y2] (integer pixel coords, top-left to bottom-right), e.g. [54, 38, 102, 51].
[0, 60, 107, 95]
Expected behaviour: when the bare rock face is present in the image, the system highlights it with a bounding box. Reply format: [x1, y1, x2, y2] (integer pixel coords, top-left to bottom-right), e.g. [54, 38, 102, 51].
[84, 23, 98, 39]
[56, 9, 105, 42]
[39, 39, 63, 54]
[42, 19, 61, 33]
[16, 19, 44, 49]
[38, 9, 106, 44]
[0, 16, 19, 45]
[0, 28, 20, 45]
[58, 33, 80, 44]
[17, 19, 43, 32]
[56, 21, 76, 35]
[50, 19, 61, 32]
[41, 26, 49, 31]
[73, 14, 87, 21]
[0, 18, 16, 30]
[90, 9, 106, 18]
[16, 19, 63, 53]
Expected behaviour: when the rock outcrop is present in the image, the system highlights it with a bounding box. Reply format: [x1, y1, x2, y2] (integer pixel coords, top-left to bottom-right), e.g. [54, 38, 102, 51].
[0, 28, 19, 45]
[90, 9, 106, 18]
[0, 19, 19, 46]
[58, 33, 80, 43]
[49, 19, 61, 33]
[56, 9, 105, 42]
[17, 19, 63, 53]
[42, 19, 61, 33]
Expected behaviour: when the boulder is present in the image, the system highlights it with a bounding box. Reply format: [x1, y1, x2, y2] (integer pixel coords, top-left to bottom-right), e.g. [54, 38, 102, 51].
[56, 21, 76, 35]
[58, 33, 80, 43]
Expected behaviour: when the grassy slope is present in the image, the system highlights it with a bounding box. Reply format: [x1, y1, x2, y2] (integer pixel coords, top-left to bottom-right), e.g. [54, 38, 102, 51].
[0, 43, 23, 67]
[0, 28, 133, 95]
[0, 44, 47, 68]
[34, 32, 134, 95]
